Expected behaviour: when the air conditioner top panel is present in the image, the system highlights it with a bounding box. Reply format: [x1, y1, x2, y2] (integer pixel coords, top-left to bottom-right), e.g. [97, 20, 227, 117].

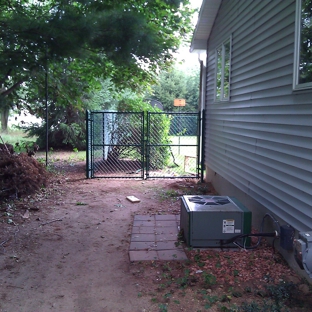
[182, 195, 242, 212]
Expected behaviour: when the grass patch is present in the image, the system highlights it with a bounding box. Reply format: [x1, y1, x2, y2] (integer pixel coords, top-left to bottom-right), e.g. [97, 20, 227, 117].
[36, 149, 86, 163]
[1, 129, 37, 153]
[158, 189, 181, 201]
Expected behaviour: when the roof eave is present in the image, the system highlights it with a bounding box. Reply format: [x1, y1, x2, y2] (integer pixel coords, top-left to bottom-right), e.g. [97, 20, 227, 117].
[190, 0, 222, 53]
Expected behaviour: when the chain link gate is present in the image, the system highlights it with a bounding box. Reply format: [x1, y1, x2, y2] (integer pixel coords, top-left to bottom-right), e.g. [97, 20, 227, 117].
[86, 111, 145, 178]
[146, 112, 200, 179]
[86, 110, 201, 179]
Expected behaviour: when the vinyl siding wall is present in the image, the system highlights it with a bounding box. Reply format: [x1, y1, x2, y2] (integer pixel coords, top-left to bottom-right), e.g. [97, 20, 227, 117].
[205, 0, 312, 231]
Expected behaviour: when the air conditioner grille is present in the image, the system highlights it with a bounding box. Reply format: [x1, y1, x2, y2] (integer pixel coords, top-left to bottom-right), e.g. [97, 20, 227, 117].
[188, 196, 230, 206]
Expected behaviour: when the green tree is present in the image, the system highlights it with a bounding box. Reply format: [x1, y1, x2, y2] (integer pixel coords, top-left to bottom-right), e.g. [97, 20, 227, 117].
[184, 67, 200, 111]
[21, 60, 111, 150]
[0, 0, 194, 107]
[86, 79, 118, 111]
[113, 96, 171, 169]
[0, 0, 194, 145]
[147, 66, 199, 112]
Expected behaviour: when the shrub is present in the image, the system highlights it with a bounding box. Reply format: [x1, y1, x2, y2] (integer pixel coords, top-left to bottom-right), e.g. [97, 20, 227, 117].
[114, 98, 171, 169]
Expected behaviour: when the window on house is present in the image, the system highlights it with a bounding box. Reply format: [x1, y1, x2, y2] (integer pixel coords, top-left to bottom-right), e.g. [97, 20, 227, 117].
[294, 0, 312, 89]
[215, 38, 231, 101]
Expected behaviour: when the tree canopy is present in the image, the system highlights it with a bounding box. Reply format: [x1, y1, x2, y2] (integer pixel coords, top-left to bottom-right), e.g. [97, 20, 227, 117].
[0, 0, 194, 112]
[146, 66, 199, 112]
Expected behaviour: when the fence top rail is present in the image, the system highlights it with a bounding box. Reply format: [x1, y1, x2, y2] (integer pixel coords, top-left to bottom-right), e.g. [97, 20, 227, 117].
[87, 110, 199, 116]
[88, 110, 144, 115]
[148, 112, 199, 116]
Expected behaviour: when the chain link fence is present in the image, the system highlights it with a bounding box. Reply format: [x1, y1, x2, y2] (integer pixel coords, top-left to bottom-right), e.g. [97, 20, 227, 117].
[86, 111, 200, 179]
[146, 112, 200, 178]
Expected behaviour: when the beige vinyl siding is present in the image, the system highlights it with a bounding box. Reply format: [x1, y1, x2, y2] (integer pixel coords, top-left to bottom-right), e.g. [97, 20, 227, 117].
[205, 0, 312, 231]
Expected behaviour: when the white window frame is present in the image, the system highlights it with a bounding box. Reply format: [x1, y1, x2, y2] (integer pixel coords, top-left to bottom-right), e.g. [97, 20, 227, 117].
[214, 37, 232, 102]
[293, 0, 312, 90]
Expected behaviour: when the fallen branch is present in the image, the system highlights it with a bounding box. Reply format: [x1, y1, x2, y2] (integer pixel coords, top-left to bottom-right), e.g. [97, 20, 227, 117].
[14, 227, 19, 243]
[41, 218, 63, 226]
[0, 227, 19, 253]
[6, 285, 24, 289]
[0, 135, 11, 154]
[0, 238, 10, 246]
[0, 237, 11, 253]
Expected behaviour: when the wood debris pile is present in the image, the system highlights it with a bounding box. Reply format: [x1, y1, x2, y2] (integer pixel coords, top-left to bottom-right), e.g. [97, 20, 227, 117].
[0, 153, 49, 201]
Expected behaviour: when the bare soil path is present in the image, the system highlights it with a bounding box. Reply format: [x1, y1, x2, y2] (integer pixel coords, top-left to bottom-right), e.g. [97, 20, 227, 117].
[0, 156, 311, 312]
[0, 159, 198, 312]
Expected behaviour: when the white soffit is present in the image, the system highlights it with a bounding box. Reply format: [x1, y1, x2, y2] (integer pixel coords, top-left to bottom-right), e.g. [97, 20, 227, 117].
[190, 0, 222, 52]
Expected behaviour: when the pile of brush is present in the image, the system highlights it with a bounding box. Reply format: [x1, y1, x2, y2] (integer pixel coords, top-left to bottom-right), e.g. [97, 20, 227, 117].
[0, 150, 49, 201]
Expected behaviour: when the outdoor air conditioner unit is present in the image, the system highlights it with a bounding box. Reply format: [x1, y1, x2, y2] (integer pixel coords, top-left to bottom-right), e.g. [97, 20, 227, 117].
[180, 195, 252, 248]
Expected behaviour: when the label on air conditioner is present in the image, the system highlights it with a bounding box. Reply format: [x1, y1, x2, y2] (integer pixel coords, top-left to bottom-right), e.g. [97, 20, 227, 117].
[223, 219, 235, 233]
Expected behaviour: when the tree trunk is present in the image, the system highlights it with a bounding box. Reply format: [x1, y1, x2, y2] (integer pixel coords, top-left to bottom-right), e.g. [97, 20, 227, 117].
[0, 107, 9, 133]
[0, 86, 10, 133]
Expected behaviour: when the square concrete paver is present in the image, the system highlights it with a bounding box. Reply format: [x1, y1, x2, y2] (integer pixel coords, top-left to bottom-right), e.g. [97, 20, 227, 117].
[132, 226, 156, 234]
[129, 250, 158, 261]
[131, 233, 155, 242]
[155, 215, 178, 221]
[129, 215, 187, 261]
[133, 219, 155, 227]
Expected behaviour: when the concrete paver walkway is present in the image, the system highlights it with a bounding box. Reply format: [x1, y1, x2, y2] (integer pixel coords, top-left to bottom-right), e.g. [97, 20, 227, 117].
[129, 215, 188, 261]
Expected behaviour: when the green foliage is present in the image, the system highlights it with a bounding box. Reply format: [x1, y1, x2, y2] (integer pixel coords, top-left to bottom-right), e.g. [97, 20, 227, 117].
[20, 75, 118, 150]
[237, 300, 286, 312]
[204, 294, 219, 308]
[0, 0, 194, 149]
[202, 272, 217, 288]
[265, 282, 295, 306]
[0, 0, 194, 106]
[115, 96, 171, 169]
[0, 129, 38, 154]
[14, 59, 98, 149]
[158, 303, 168, 312]
[86, 79, 118, 111]
[176, 269, 190, 289]
[158, 189, 180, 201]
[146, 66, 200, 112]
[215, 40, 231, 101]
[58, 123, 85, 149]
[147, 112, 171, 169]
[23, 111, 86, 151]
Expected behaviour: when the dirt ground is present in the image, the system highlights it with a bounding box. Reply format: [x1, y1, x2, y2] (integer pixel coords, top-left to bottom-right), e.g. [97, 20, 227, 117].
[0, 154, 311, 312]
